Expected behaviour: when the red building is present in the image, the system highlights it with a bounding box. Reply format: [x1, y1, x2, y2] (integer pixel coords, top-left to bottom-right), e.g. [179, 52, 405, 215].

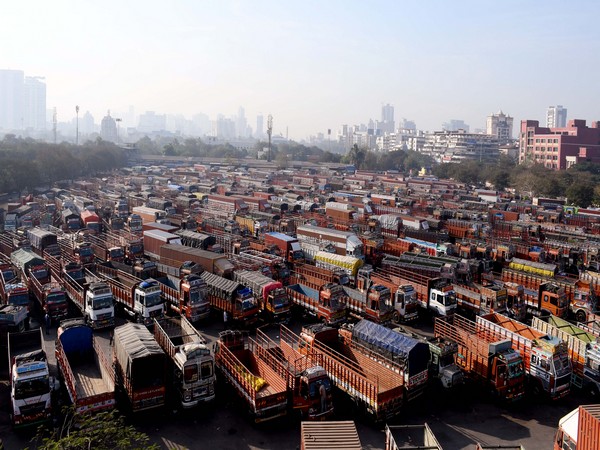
[519, 119, 600, 169]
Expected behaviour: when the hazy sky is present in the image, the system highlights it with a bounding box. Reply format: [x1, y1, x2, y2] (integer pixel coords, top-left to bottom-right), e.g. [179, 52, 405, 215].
[2, 0, 599, 139]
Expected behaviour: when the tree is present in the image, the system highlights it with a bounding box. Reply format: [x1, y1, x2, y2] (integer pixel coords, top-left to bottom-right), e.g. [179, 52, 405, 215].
[29, 408, 159, 450]
[347, 144, 366, 170]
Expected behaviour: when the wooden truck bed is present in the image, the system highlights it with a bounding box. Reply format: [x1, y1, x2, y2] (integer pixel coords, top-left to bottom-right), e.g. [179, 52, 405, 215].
[74, 360, 110, 398]
[233, 348, 287, 397]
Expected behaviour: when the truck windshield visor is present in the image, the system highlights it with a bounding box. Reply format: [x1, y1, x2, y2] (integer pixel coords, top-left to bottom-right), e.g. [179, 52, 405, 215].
[10, 293, 30, 306]
[508, 361, 524, 379]
[143, 292, 163, 307]
[14, 376, 49, 400]
[46, 293, 66, 305]
[93, 296, 113, 310]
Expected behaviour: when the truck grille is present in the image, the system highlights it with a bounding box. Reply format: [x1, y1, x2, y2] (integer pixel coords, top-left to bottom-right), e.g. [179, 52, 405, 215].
[20, 401, 46, 416]
[97, 313, 112, 320]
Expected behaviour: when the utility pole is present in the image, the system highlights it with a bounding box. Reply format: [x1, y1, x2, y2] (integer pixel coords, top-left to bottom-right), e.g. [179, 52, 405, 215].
[75, 105, 80, 145]
[116, 118, 122, 143]
[267, 114, 273, 163]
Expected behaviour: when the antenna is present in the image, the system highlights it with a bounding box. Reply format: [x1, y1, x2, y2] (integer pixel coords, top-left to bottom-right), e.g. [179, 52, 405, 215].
[267, 114, 273, 163]
[75, 105, 80, 145]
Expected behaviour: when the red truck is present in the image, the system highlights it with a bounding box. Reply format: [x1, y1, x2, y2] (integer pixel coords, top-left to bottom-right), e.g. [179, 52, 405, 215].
[80, 209, 102, 234]
[286, 283, 347, 326]
[293, 263, 349, 286]
[143, 229, 182, 260]
[56, 319, 115, 414]
[555, 404, 600, 450]
[159, 244, 234, 278]
[156, 272, 210, 323]
[264, 232, 304, 262]
[0, 260, 30, 308]
[234, 270, 291, 323]
[200, 271, 259, 326]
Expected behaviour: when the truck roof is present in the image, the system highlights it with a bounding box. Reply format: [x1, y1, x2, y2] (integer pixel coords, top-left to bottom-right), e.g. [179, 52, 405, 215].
[352, 320, 429, 363]
[114, 323, 164, 363]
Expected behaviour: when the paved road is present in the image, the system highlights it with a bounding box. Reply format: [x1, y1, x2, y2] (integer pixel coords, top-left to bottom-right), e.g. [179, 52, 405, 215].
[0, 313, 586, 450]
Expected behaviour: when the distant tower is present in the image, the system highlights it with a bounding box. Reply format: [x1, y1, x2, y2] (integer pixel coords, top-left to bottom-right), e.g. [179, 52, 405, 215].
[486, 111, 513, 143]
[52, 107, 57, 144]
[547, 105, 567, 128]
[267, 114, 273, 163]
[75, 105, 80, 145]
[256, 114, 264, 139]
[100, 110, 118, 142]
[381, 103, 395, 133]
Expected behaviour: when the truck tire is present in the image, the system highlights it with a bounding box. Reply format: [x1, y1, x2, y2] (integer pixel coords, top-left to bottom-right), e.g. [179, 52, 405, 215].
[575, 310, 587, 323]
[392, 311, 400, 323]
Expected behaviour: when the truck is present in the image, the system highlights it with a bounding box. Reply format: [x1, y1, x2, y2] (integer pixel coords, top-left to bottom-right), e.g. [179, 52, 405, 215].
[153, 316, 215, 408]
[105, 230, 144, 262]
[300, 421, 362, 450]
[358, 266, 419, 323]
[254, 328, 334, 420]
[26, 227, 61, 258]
[453, 283, 509, 317]
[476, 313, 572, 399]
[55, 319, 115, 414]
[8, 328, 52, 428]
[287, 323, 405, 421]
[156, 272, 210, 323]
[434, 315, 526, 402]
[62, 271, 115, 329]
[0, 260, 31, 308]
[132, 205, 167, 224]
[314, 251, 363, 281]
[159, 243, 234, 278]
[86, 234, 125, 263]
[375, 266, 456, 317]
[126, 213, 143, 232]
[234, 270, 291, 323]
[95, 264, 164, 326]
[296, 225, 364, 259]
[500, 270, 569, 319]
[286, 283, 347, 326]
[59, 239, 96, 267]
[235, 250, 290, 283]
[113, 322, 166, 412]
[80, 209, 102, 234]
[214, 330, 288, 422]
[143, 229, 182, 260]
[200, 271, 259, 326]
[531, 315, 600, 398]
[385, 424, 443, 450]
[554, 404, 600, 450]
[341, 283, 394, 324]
[293, 262, 349, 286]
[264, 232, 304, 262]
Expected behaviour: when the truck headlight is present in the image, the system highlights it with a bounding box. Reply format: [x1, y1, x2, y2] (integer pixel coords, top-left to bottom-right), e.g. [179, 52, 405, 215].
[183, 390, 192, 402]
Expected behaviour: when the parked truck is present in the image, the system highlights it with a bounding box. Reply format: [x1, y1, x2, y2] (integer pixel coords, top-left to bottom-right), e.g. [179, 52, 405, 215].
[254, 327, 334, 420]
[532, 315, 600, 398]
[300, 421, 362, 450]
[157, 272, 210, 323]
[375, 266, 456, 317]
[27, 227, 61, 258]
[434, 315, 526, 402]
[8, 328, 52, 428]
[95, 264, 164, 326]
[62, 271, 115, 329]
[200, 271, 259, 326]
[159, 243, 234, 278]
[0, 260, 30, 308]
[143, 230, 182, 260]
[264, 232, 304, 262]
[453, 283, 509, 317]
[286, 283, 347, 326]
[59, 239, 96, 266]
[287, 323, 405, 421]
[358, 266, 419, 323]
[214, 330, 288, 422]
[342, 284, 394, 324]
[476, 313, 572, 399]
[113, 322, 166, 412]
[294, 262, 349, 286]
[385, 424, 443, 450]
[55, 319, 115, 414]
[153, 316, 216, 408]
[234, 270, 291, 323]
[296, 225, 364, 259]
[554, 404, 600, 450]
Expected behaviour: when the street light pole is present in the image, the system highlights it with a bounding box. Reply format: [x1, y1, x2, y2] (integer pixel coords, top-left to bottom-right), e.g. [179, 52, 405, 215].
[75, 105, 79, 145]
[115, 118, 122, 143]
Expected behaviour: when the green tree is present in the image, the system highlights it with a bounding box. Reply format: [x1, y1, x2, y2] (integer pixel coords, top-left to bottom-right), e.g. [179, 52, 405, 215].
[29, 408, 159, 450]
[347, 144, 366, 169]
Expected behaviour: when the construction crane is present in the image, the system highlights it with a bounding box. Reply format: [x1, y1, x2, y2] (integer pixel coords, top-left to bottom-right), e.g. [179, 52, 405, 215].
[267, 114, 273, 162]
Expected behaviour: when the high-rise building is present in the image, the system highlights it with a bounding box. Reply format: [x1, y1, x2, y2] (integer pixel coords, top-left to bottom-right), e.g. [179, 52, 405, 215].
[486, 111, 513, 143]
[442, 119, 469, 132]
[0, 69, 25, 131]
[547, 105, 567, 128]
[81, 111, 95, 136]
[256, 114, 264, 139]
[23, 76, 46, 131]
[380, 103, 395, 133]
[138, 111, 166, 133]
[100, 111, 118, 142]
[236, 107, 247, 138]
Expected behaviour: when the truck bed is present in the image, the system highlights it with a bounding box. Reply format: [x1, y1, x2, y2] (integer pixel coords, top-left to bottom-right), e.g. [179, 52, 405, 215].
[73, 360, 110, 398]
[232, 348, 287, 397]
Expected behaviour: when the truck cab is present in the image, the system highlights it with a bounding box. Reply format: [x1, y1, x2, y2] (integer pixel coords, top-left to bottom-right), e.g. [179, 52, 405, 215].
[234, 286, 258, 322]
[85, 282, 115, 328]
[489, 341, 526, 402]
[394, 285, 419, 323]
[427, 282, 457, 317]
[135, 279, 164, 326]
[538, 282, 569, 319]
[174, 342, 215, 408]
[427, 338, 464, 389]
[529, 336, 572, 398]
[43, 283, 69, 322]
[295, 365, 334, 420]
[4, 282, 31, 308]
[75, 242, 95, 266]
[266, 286, 292, 323]
[181, 274, 210, 322]
[319, 284, 348, 324]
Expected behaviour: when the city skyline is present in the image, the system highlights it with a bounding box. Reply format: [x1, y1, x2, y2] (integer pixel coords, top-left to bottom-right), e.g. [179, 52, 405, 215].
[1, 0, 599, 140]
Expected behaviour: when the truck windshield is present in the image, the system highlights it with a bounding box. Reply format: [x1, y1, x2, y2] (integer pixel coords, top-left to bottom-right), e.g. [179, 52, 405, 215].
[9, 292, 30, 306]
[444, 293, 457, 306]
[308, 378, 331, 398]
[14, 376, 49, 400]
[31, 268, 48, 280]
[553, 354, 571, 375]
[2, 269, 16, 280]
[558, 295, 568, 309]
[440, 354, 455, 368]
[183, 363, 199, 383]
[201, 361, 214, 379]
[273, 295, 289, 309]
[508, 361, 524, 379]
[189, 289, 205, 305]
[93, 296, 113, 310]
[130, 244, 142, 254]
[239, 296, 256, 312]
[67, 269, 84, 280]
[143, 292, 163, 307]
[79, 247, 93, 257]
[46, 293, 66, 305]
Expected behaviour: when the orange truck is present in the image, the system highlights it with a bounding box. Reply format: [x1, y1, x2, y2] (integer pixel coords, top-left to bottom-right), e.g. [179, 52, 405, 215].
[286, 283, 347, 326]
[453, 283, 509, 318]
[199, 271, 259, 326]
[554, 404, 600, 450]
[434, 315, 526, 402]
[285, 324, 406, 421]
[254, 328, 334, 420]
[214, 330, 288, 422]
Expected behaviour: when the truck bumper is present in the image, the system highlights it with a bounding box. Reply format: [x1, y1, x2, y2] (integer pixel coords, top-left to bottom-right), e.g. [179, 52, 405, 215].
[92, 317, 115, 329]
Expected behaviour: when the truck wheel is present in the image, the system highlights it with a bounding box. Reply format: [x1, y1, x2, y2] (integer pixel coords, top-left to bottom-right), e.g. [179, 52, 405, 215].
[576, 310, 587, 323]
[392, 311, 400, 323]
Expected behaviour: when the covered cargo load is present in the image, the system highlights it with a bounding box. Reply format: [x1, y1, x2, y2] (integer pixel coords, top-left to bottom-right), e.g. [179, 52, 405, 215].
[160, 244, 234, 277]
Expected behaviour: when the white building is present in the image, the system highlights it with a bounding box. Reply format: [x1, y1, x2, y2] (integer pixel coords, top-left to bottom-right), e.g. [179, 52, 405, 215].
[0, 69, 24, 131]
[138, 111, 166, 133]
[546, 105, 567, 128]
[486, 111, 513, 143]
[23, 76, 46, 131]
[100, 112, 118, 142]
